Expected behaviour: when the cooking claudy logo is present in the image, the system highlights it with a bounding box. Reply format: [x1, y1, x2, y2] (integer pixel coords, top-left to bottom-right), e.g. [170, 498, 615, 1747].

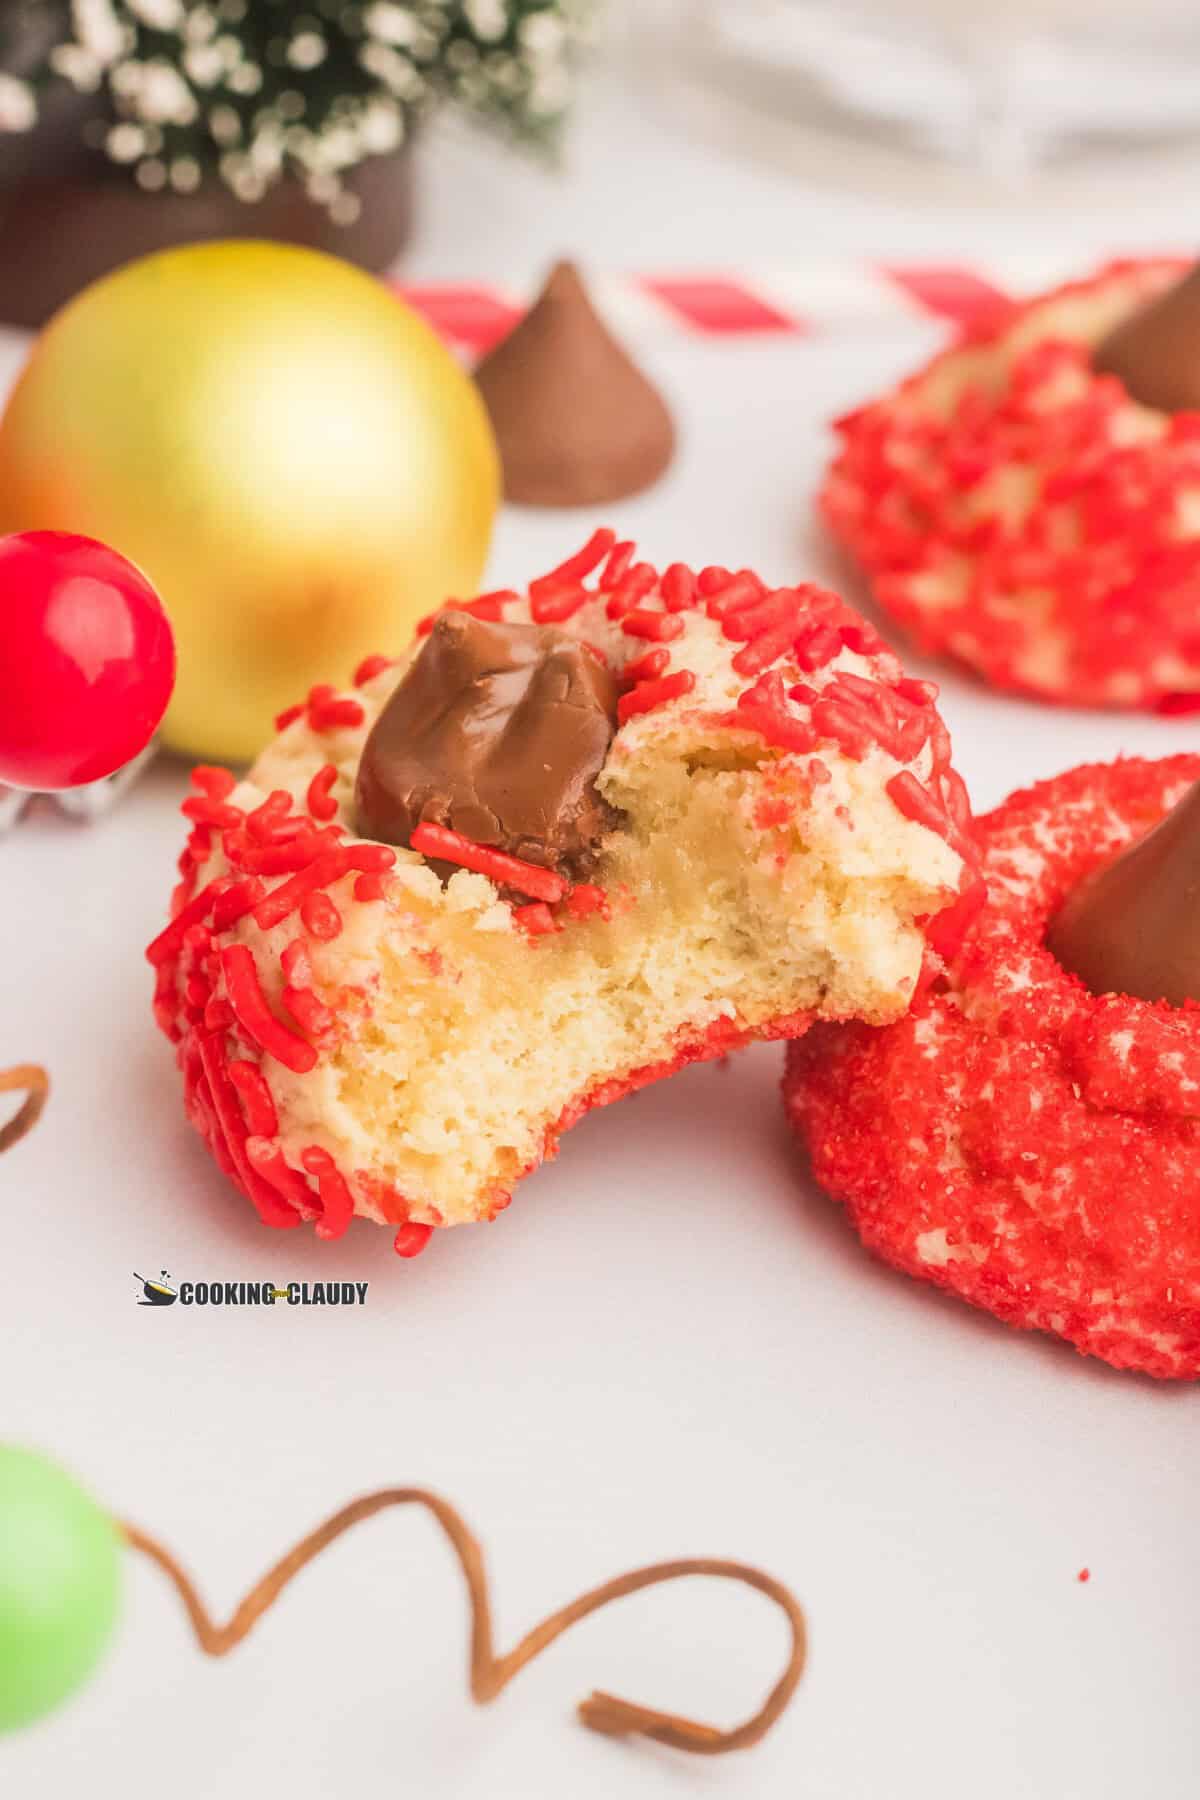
[134, 1270, 178, 1306]
[134, 1270, 368, 1307]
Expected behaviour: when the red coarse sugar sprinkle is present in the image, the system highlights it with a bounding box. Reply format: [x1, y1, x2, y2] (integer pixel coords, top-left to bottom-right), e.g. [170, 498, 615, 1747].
[924, 874, 987, 961]
[274, 703, 305, 731]
[839, 621, 886, 656]
[623, 647, 670, 684]
[353, 652, 394, 688]
[529, 578, 589, 624]
[540, 525, 616, 585]
[394, 1221, 433, 1258]
[1077, 1568, 1091, 1584]
[308, 691, 366, 733]
[599, 538, 636, 590]
[252, 843, 395, 931]
[203, 996, 234, 1031]
[408, 822, 567, 905]
[220, 944, 318, 1074]
[733, 623, 803, 679]
[195, 1033, 301, 1229]
[301, 889, 343, 940]
[283, 984, 336, 1040]
[793, 620, 843, 672]
[281, 938, 314, 986]
[191, 765, 237, 802]
[617, 669, 696, 724]
[246, 1137, 314, 1210]
[604, 562, 658, 620]
[460, 592, 517, 622]
[660, 562, 697, 611]
[227, 1060, 280, 1137]
[245, 789, 294, 842]
[719, 588, 797, 640]
[896, 676, 939, 705]
[621, 608, 684, 643]
[300, 1145, 355, 1241]
[565, 884, 610, 921]
[306, 764, 340, 822]
[184, 973, 210, 1011]
[702, 570, 765, 617]
[886, 770, 950, 837]
[183, 824, 212, 862]
[181, 793, 243, 829]
[146, 877, 226, 967]
[211, 876, 266, 933]
[697, 565, 732, 596]
[514, 901, 559, 936]
[353, 871, 388, 903]
[226, 826, 342, 877]
[734, 704, 817, 756]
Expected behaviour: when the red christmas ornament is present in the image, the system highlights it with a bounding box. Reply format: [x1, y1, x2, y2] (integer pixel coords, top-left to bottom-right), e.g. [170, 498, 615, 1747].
[0, 531, 175, 791]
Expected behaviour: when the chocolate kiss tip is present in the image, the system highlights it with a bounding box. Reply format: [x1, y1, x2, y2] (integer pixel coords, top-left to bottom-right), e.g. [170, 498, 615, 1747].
[1046, 779, 1200, 1007]
[1093, 261, 1200, 414]
[473, 259, 675, 509]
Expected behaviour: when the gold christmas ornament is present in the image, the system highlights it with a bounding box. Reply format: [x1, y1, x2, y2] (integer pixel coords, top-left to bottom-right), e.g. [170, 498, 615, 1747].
[0, 242, 499, 763]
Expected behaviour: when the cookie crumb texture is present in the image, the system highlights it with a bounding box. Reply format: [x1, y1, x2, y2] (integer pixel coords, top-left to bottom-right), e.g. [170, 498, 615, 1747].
[149, 532, 974, 1247]
[785, 755, 1200, 1379]
[823, 258, 1200, 711]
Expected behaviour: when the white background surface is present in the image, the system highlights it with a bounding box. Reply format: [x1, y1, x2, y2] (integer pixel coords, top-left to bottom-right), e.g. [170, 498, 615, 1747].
[3, 42, 1200, 1800]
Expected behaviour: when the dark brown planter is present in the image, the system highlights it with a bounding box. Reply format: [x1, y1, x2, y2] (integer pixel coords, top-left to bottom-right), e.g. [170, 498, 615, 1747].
[0, 142, 417, 329]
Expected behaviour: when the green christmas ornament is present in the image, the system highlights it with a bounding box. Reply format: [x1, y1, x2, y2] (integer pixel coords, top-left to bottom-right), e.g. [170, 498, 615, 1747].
[0, 1445, 122, 1732]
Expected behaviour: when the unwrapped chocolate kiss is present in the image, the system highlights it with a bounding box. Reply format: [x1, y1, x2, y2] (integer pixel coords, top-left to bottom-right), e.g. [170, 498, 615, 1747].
[1092, 261, 1200, 413]
[473, 261, 676, 506]
[1046, 780, 1200, 1005]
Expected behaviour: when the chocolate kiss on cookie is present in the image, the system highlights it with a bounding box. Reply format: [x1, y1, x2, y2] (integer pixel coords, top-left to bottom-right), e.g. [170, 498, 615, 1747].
[1047, 780, 1200, 1005]
[355, 610, 619, 880]
[474, 261, 675, 506]
[1092, 263, 1200, 412]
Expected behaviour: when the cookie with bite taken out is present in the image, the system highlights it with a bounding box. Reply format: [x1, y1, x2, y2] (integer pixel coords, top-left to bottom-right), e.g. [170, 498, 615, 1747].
[148, 528, 979, 1257]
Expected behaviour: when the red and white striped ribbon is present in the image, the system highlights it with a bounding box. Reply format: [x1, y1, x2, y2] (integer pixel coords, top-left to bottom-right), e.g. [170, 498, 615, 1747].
[393, 253, 1156, 352]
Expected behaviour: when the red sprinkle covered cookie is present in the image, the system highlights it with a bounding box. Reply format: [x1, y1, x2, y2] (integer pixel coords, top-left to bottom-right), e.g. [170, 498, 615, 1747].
[822, 258, 1200, 711]
[148, 530, 978, 1254]
[784, 754, 1200, 1379]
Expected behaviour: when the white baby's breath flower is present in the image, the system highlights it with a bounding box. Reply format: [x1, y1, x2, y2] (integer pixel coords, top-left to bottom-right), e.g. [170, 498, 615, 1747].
[183, 44, 224, 86]
[227, 60, 263, 94]
[207, 102, 242, 144]
[127, 0, 184, 27]
[0, 74, 36, 133]
[106, 120, 147, 160]
[465, 0, 509, 42]
[362, 4, 417, 48]
[71, 0, 129, 66]
[50, 43, 104, 92]
[169, 155, 203, 192]
[287, 31, 327, 71]
[358, 96, 404, 154]
[330, 190, 362, 226]
[130, 61, 199, 125]
[519, 13, 566, 56]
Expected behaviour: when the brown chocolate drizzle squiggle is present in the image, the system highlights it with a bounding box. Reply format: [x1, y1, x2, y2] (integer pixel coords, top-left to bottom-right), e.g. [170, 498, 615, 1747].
[0, 1064, 49, 1154]
[122, 1488, 805, 1755]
